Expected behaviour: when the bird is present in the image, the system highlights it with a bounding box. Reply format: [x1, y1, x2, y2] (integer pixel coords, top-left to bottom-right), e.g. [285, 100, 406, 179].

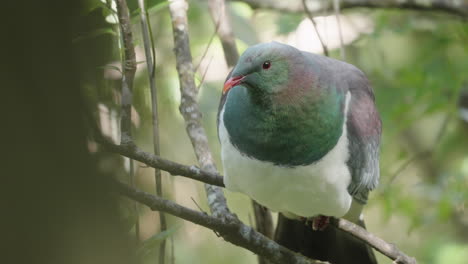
[217, 42, 381, 264]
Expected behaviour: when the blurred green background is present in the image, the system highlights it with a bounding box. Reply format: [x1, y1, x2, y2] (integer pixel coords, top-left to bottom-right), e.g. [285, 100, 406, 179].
[79, 0, 468, 263]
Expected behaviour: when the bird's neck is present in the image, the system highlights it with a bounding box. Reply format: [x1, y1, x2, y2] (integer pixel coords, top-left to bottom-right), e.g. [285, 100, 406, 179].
[223, 86, 345, 166]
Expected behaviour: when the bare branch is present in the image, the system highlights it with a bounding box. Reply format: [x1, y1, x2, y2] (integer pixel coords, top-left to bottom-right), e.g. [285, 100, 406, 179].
[112, 180, 328, 264]
[99, 139, 225, 187]
[168, 0, 229, 218]
[115, 0, 137, 144]
[208, 0, 239, 67]
[115, 0, 139, 242]
[232, 0, 468, 19]
[113, 179, 418, 264]
[302, 0, 329, 56]
[332, 218, 417, 264]
[137, 0, 167, 262]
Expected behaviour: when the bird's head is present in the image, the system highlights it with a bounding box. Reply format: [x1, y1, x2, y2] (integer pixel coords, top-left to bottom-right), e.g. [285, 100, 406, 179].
[223, 42, 304, 97]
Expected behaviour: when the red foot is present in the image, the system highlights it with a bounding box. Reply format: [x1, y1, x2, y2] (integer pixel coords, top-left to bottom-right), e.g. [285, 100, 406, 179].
[311, 215, 330, 231]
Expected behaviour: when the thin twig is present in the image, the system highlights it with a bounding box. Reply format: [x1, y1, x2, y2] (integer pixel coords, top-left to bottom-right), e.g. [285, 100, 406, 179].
[385, 151, 430, 189]
[190, 197, 206, 214]
[384, 113, 451, 189]
[137, 0, 167, 262]
[302, 0, 329, 56]
[234, 0, 468, 20]
[170, 236, 175, 264]
[193, 19, 218, 89]
[98, 138, 225, 187]
[333, 0, 345, 60]
[193, 20, 221, 73]
[130, 158, 140, 240]
[332, 218, 417, 264]
[208, 0, 239, 67]
[115, 0, 136, 145]
[196, 56, 213, 90]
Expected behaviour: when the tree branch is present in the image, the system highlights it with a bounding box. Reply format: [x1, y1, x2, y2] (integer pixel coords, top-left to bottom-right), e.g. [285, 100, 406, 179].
[115, 0, 137, 144]
[115, 0, 139, 241]
[112, 179, 327, 264]
[99, 139, 225, 187]
[232, 0, 468, 19]
[331, 218, 417, 264]
[168, 0, 229, 218]
[97, 135, 418, 264]
[113, 179, 418, 264]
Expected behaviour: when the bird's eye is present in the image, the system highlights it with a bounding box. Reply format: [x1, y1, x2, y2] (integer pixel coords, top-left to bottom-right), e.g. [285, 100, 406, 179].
[262, 61, 271, 70]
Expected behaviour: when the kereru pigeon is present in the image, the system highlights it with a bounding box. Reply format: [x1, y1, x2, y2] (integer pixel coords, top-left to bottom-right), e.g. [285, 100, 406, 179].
[217, 42, 381, 264]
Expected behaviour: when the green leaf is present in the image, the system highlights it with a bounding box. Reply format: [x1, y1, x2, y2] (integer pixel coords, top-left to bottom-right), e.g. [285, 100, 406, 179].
[137, 224, 181, 258]
[148, 0, 170, 14]
[276, 13, 303, 35]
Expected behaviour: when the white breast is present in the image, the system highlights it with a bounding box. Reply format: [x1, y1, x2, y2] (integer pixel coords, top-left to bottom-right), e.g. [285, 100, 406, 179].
[219, 92, 352, 218]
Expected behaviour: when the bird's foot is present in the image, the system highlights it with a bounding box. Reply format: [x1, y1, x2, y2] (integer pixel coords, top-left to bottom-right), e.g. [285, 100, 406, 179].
[312, 215, 330, 231]
[301, 215, 330, 231]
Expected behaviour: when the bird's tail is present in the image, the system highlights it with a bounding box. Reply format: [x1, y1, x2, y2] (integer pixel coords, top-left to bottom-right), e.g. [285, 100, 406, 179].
[274, 214, 377, 264]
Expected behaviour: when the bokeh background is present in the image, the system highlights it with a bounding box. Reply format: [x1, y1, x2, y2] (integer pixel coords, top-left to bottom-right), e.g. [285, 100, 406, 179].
[79, 0, 468, 263]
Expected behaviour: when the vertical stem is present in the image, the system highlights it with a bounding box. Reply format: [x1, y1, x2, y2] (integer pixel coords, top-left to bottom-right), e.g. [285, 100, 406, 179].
[170, 236, 175, 264]
[252, 201, 274, 264]
[333, 0, 346, 60]
[115, 0, 139, 243]
[115, 0, 136, 145]
[129, 159, 140, 240]
[137, 0, 167, 262]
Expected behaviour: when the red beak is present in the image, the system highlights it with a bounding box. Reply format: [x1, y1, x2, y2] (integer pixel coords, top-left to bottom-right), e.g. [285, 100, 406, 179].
[223, 75, 245, 94]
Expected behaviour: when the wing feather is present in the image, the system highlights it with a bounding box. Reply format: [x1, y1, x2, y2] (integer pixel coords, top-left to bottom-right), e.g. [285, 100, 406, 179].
[345, 69, 381, 204]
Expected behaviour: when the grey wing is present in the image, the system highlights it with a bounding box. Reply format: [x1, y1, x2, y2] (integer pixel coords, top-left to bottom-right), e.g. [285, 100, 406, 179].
[345, 70, 382, 204]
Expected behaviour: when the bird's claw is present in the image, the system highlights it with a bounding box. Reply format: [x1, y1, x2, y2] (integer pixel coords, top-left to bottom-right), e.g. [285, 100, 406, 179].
[301, 215, 330, 231]
[312, 215, 330, 231]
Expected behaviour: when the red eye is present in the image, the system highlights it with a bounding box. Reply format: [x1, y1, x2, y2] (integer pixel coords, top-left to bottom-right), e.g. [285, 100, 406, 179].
[262, 61, 271, 70]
